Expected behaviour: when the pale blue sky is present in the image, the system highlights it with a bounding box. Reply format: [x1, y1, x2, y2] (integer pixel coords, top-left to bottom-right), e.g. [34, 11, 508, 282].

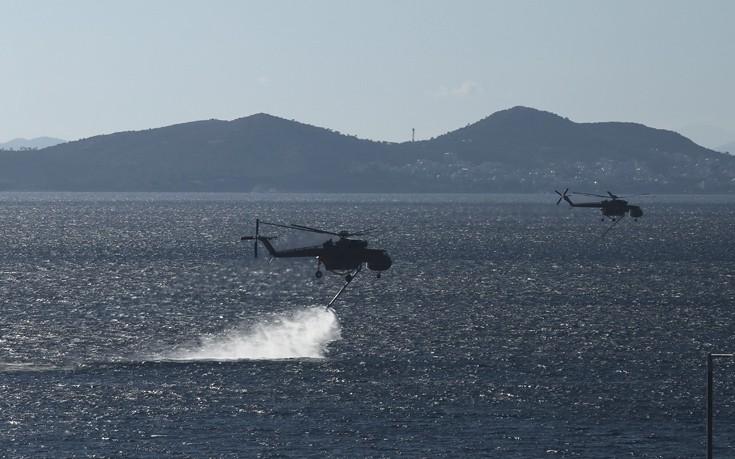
[2, 0, 734, 147]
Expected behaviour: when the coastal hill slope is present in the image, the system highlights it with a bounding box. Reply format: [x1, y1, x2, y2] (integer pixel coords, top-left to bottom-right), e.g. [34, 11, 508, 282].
[1, 107, 732, 193]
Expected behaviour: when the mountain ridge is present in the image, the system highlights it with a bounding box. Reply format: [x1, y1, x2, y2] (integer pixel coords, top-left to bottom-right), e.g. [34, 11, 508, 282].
[0, 107, 732, 193]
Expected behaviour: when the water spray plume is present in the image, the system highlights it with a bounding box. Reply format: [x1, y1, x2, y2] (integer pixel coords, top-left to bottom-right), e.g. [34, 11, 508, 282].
[163, 307, 341, 361]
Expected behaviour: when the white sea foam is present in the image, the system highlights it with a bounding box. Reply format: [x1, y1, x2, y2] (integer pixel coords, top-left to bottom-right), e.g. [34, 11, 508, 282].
[164, 307, 341, 361]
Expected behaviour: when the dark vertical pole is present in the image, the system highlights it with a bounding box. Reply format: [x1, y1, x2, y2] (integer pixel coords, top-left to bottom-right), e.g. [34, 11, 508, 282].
[707, 352, 714, 459]
[254, 218, 260, 258]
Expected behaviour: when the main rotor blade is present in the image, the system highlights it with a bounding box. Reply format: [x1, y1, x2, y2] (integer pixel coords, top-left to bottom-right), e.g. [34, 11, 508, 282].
[259, 221, 323, 233]
[261, 220, 377, 238]
[616, 193, 651, 198]
[572, 191, 608, 198]
[287, 224, 341, 236]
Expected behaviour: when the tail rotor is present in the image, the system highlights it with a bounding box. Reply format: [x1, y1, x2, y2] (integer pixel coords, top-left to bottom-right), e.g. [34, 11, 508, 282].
[241, 218, 268, 258]
[254, 219, 259, 258]
[555, 188, 570, 205]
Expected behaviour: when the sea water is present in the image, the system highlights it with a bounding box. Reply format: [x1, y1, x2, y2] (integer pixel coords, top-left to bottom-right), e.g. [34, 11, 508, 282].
[0, 192, 734, 457]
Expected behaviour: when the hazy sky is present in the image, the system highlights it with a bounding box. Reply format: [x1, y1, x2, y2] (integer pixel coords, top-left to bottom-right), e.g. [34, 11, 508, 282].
[2, 0, 734, 146]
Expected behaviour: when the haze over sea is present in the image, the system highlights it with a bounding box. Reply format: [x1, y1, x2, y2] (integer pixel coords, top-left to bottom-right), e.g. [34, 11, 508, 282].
[1, 192, 734, 457]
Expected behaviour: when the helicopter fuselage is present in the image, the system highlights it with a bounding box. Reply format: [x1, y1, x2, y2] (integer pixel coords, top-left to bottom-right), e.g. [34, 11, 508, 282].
[255, 236, 392, 275]
[563, 196, 643, 219]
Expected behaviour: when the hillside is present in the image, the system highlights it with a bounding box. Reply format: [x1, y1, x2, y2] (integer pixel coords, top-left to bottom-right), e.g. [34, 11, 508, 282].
[716, 141, 735, 155]
[387, 107, 730, 193]
[0, 107, 733, 193]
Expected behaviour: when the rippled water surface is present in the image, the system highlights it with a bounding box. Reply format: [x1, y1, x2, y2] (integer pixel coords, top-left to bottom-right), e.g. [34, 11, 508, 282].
[1, 192, 734, 457]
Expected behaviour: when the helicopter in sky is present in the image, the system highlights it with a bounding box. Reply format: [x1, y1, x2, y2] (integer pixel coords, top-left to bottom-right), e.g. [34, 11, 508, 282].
[555, 189, 647, 234]
[241, 219, 392, 307]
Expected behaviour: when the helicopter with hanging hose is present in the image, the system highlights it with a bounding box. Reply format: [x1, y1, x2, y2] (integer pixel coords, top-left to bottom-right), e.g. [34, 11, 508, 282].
[555, 189, 648, 235]
[241, 219, 392, 308]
